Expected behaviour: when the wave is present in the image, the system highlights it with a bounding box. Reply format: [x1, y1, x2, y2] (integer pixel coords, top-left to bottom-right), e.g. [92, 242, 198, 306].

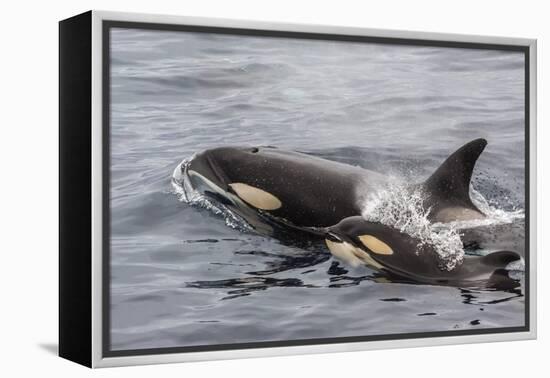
[171, 155, 253, 233]
[467, 187, 525, 227]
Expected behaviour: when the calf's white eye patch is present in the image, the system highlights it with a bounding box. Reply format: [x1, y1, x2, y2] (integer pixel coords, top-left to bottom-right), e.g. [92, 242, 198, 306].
[325, 239, 383, 269]
[358, 235, 393, 255]
[229, 183, 282, 210]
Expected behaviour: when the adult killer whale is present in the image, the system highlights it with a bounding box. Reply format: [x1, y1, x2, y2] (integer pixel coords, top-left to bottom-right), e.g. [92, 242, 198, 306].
[323, 216, 520, 289]
[173, 138, 488, 234]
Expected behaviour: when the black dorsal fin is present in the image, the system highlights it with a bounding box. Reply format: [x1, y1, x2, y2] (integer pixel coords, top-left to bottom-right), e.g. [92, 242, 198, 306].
[424, 138, 487, 206]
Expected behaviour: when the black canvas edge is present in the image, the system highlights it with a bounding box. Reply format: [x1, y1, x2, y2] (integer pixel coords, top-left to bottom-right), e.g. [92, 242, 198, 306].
[100, 19, 531, 359]
[59, 10, 93, 368]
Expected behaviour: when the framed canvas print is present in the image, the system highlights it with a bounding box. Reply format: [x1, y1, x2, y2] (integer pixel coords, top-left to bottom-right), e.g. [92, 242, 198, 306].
[59, 10, 537, 368]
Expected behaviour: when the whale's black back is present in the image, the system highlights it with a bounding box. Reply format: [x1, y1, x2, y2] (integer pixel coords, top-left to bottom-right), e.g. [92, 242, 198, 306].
[199, 147, 386, 228]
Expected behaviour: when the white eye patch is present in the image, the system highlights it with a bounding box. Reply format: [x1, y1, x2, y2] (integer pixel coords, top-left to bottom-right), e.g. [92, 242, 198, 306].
[358, 235, 394, 255]
[325, 239, 383, 270]
[229, 183, 282, 210]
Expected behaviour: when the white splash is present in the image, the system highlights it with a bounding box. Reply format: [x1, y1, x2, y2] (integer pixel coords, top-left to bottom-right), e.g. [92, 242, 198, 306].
[456, 187, 525, 229]
[171, 156, 253, 232]
[361, 183, 464, 271]
[360, 180, 525, 271]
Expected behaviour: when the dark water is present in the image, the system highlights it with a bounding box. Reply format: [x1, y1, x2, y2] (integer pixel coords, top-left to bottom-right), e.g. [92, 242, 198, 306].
[109, 28, 526, 351]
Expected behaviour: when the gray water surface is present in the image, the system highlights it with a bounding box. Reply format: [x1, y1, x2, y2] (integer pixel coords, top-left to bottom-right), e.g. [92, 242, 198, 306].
[109, 28, 526, 351]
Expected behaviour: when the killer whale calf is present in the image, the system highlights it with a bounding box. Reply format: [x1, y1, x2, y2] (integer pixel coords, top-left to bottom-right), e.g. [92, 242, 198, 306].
[324, 216, 521, 289]
[173, 138, 488, 234]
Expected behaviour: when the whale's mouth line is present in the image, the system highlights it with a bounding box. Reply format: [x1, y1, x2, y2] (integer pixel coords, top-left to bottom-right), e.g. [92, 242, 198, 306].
[205, 154, 232, 191]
